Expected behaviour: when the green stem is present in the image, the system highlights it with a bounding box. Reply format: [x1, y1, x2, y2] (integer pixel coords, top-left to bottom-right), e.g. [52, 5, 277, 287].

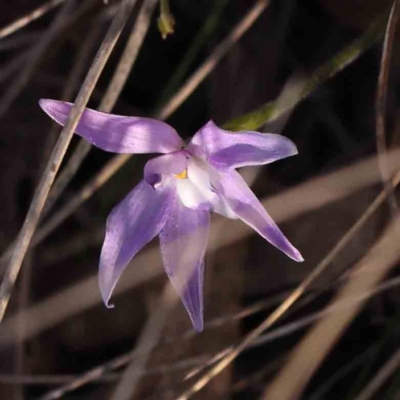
[223, 10, 389, 131]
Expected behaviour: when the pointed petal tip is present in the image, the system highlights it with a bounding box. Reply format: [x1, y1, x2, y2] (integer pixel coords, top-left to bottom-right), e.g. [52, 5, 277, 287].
[205, 119, 217, 128]
[39, 98, 60, 107]
[289, 142, 299, 157]
[282, 245, 304, 263]
[274, 134, 298, 158]
[39, 98, 68, 117]
[103, 293, 115, 309]
[99, 273, 117, 310]
[288, 245, 304, 262]
[38, 98, 52, 111]
[105, 301, 115, 309]
[101, 288, 115, 309]
[294, 252, 304, 263]
[190, 314, 204, 333]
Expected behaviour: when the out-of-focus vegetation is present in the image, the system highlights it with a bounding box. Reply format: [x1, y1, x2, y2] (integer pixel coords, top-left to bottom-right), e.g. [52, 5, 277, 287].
[0, 1, 400, 399]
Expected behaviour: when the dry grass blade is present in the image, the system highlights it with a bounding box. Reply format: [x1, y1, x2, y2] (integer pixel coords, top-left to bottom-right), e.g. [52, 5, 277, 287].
[308, 346, 377, 400]
[262, 219, 400, 400]
[39, 353, 132, 400]
[110, 284, 178, 400]
[0, 32, 41, 52]
[0, 0, 137, 322]
[0, 52, 28, 85]
[354, 348, 400, 400]
[174, 284, 317, 398]
[38, 352, 207, 399]
[0, 0, 65, 40]
[35, 296, 281, 398]
[376, 0, 400, 215]
[0, 373, 118, 385]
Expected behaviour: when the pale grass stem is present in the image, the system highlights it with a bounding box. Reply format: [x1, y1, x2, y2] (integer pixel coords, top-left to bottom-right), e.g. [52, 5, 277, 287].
[375, 0, 400, 216]
[0, 0, 65, 40]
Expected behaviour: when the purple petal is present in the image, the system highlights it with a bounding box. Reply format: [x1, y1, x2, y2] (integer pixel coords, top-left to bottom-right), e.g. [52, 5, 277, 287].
[99, 180, 174, 307]
[144, 151, 188, 186]
[39, 99, 184, 154]
[187, 120, 298, 168]
[159, 201, 210, 332]
[218, 170, 303, 262]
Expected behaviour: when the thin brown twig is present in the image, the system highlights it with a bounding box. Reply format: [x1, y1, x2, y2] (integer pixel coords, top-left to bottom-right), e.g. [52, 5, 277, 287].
[36, 352, 128, 399]
[0, 353, 206, 387]
[0, 32, 41, 51]
[39, 338, 207, 399]
[0, 0, 137, 322]
[110, 284, 178, 400]
[376, 0, 400, 216]
[308, 345, 378, 400]
[0, 0, 65, 40]
[354, 348, 400, 400]
[0, 52, 28, 85]
[0, 373, 119, 385]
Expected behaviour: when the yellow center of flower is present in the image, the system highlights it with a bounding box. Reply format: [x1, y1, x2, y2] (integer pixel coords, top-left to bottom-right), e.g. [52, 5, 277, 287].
[175, 169, 187, 179]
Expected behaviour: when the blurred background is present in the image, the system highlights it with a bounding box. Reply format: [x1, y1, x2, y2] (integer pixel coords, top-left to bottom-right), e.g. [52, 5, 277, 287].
[0, 0, 400, 399]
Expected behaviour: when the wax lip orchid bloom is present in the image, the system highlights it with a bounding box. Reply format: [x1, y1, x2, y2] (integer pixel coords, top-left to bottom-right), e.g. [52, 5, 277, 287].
[39, 99, 304, 332]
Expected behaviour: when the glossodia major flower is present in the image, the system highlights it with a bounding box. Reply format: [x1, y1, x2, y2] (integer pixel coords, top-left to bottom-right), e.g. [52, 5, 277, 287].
[39, 99, 304, 332]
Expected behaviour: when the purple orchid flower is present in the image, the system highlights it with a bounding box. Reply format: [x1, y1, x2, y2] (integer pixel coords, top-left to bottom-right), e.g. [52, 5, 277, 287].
[39, 99, 303, 332]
